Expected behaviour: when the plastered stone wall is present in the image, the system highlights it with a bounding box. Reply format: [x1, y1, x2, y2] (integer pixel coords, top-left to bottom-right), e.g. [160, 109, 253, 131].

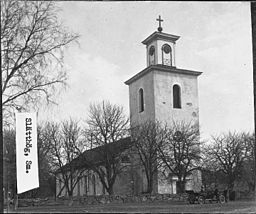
[128, 68, 200, 128]
[190, 170, 202, 192]
[56, 170, 106, 197]
[129, 71, 155, 126]
[153, 70, 202, 193]
[113, 166, 133, 195]
[125, 148, 159, 195]
[128, 148, 148, 195]
[153, 70, 199, 126]
[157, 173, 175, 194]
[128, 68, 201, 195]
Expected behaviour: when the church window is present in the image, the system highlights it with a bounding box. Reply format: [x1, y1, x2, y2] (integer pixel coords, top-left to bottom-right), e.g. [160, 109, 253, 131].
[173, 84, 181, 108]
[77, 179, 80, 196]
[149, 46, 155, 65]
[92, 174, 96, 195]
[138, 88, 144, 112]
[84, 176, 88, 195]
[162, 44, 172, 66]
[149, 46, 155, 56]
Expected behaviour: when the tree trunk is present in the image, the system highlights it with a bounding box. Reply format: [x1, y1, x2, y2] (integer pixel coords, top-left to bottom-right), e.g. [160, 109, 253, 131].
[177, 179, 186, 193]
[227, 176, 235, 192]
[248, 182, 255, 193]
[107, 186, 114, 195]
[68, 190, 73, 197]
[145, 171, 154, 194]
[147, 181, 153, 194]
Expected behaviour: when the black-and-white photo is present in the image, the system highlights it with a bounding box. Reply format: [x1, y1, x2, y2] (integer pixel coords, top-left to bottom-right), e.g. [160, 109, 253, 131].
[2, 1, 255, 213]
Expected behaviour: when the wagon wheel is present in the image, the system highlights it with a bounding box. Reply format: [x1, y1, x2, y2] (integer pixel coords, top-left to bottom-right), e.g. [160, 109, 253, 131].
[218, 195, 225, 204]
[198, 196, 205, 204]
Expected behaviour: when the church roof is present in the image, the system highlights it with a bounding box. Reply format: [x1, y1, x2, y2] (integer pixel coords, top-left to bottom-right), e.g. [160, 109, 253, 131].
[142, 31, 180, 45]
[125, 64, 202, 85]
[55, 137, 132, 173]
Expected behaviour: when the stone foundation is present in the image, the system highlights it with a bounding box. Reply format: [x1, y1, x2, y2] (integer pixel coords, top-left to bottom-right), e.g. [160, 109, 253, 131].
[59, 193, 188, 205]
[16, 194, 188, 207]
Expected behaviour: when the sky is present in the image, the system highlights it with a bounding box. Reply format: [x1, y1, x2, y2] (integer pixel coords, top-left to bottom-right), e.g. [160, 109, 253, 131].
[39, 1, 254, 141]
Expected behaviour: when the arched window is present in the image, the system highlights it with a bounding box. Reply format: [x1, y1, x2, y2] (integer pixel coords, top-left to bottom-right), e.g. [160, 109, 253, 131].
[173, 84, 181, 108]
[149, 46, 155, 65]
[77, 178, 80, 196]
[138, 88, 144, 112]
[162, 44, 172, 66]
[92, 174, 96, 195]
[84, 176, 88, 195]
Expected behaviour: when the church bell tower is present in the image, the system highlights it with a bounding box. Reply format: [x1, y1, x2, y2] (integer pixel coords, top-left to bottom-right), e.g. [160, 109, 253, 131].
[125, 16, 202, 129]
[125, 16, 203, 194]
[146, 16, 179, 68]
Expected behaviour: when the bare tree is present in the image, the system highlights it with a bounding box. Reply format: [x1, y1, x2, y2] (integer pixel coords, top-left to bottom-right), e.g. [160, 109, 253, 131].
[200, 145, 222, 190]
[85, 101, 130, 195]
[205, 132, 250, 191]
[44, 119, 85, 197]
[240, 133, 255, 193]
[3, 125, 56, 199]
[131, 120, 167, 194]
[3, 128, 16, 200]
[158, 121, 201, 193]
[1, 0, 79, 125]
[27, 124, 56, 198]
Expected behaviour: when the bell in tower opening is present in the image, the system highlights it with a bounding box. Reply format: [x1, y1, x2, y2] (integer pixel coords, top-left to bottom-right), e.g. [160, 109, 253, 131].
[149, 46, 155, 65]
[162, 44, 172, 66]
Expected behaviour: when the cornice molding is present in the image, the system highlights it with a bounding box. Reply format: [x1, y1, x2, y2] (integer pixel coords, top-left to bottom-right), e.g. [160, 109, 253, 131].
[125, 65, 202, 85]
[142, 31, 180, 45]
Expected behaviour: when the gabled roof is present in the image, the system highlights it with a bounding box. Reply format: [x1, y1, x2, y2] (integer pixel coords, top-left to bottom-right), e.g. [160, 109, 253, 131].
[55, 137, 132, 173]
[125, 64, 202, 85]
[142, 31, 180, 45]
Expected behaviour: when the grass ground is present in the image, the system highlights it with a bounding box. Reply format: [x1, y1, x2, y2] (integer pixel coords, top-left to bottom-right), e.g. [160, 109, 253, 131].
[5, 199, 256, 213]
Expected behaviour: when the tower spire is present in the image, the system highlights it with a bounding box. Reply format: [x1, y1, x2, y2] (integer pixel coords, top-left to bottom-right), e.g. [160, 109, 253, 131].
[156, 15, 163, 32]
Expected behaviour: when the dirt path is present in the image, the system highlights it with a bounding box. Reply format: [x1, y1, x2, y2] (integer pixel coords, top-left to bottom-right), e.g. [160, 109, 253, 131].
[6, 200, 256, 213]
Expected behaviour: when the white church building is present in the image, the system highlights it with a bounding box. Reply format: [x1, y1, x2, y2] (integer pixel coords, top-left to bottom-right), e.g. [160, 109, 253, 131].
[56, 16, 202, 197]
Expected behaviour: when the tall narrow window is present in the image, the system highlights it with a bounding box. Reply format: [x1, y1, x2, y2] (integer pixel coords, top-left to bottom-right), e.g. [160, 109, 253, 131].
[173, 84, 181, 108]
[84, 176, 88, 195]
[139, 88, 144, 112]
[77, 179, 80, 196]
[149, 46, 155, 65]
[92, 174, 96, 195]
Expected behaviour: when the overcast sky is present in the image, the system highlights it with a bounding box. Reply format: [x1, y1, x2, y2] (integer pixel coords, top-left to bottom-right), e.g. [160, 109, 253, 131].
[39, 1, 254, 140]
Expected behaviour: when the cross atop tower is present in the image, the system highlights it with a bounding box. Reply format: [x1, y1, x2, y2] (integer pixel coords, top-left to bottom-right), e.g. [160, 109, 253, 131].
[156, 15, 163, 32]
